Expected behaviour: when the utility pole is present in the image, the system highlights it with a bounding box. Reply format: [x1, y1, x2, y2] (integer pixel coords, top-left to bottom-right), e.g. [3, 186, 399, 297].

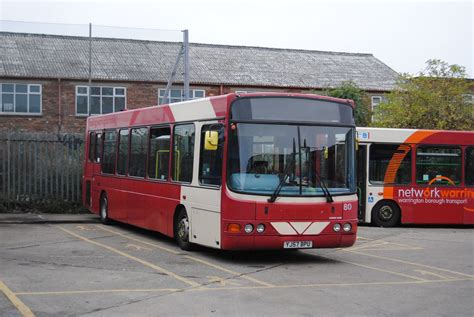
[183, 29, 190, 101]
[163, 29, 190, 103]
[88, 23, 92, 116]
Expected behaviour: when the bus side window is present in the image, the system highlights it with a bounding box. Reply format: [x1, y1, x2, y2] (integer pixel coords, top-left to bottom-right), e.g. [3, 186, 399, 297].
[466, 147, 474, 186]
[148, 126, 171, 180]
[95, 132, 102, 163]
[369, 143, 411, 185]
[172, 124, 195, 183]
[117, 129, 129, 176]
[88, 131, 95, 162]
[129, 127, 148, 178]
[199, 124, 224, 186]
[102, 130, 117, 174]
[416, 146, 461, 185]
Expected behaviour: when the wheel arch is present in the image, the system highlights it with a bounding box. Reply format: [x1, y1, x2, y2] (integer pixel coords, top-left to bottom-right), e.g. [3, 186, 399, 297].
[173, 204, 186, 238]
[371, 199, 402, 227]
[99, 190, 111, 225]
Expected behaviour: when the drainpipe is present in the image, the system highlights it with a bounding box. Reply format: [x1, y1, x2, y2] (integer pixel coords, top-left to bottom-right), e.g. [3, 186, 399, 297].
[57, 78, 62, 133]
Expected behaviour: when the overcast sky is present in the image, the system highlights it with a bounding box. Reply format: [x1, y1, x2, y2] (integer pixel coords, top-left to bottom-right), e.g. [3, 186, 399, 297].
[1, 0, 473, 77]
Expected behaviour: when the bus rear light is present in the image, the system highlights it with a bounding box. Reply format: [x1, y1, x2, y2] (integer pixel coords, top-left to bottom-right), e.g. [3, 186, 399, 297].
[333, 223, 341, 232]
[343, 223, 352, 232]
[256, 224, 265, 233]
[244, 224, 254, 234]
[227, 223, 241, 233]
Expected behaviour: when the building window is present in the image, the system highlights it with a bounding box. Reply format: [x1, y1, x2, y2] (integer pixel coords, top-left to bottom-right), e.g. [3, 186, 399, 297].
[463, 94, 473, 104]
[0, 83, 42, 115]
[158, 89, 205, 105]
[76, 86, 126, 115]
[235, 90, 257, 94]
[371, 96, 383, 112]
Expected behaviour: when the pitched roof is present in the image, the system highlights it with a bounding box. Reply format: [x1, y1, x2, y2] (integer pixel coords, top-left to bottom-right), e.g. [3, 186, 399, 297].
[0, 32, 398, 91]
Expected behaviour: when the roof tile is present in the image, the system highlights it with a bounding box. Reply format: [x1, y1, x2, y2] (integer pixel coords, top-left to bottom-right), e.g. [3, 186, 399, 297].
[0, 32, 398, 91]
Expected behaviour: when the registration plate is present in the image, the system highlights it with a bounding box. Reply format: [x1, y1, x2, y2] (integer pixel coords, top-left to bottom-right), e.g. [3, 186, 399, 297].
[283, 241, 313, 249]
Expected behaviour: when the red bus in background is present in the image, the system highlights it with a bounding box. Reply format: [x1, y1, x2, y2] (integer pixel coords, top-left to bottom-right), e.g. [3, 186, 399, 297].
[356, 127, 474, 226]
[83, 93, 358, 250]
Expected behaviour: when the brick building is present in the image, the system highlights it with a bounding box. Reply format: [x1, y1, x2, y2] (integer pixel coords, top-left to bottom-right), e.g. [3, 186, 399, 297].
[0, 32, 398, 134]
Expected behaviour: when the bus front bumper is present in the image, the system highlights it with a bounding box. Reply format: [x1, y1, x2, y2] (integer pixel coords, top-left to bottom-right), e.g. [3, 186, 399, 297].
[220, 220, 357, 250]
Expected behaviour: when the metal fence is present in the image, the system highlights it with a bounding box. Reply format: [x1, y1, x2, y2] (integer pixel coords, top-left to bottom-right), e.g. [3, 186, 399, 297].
[0, 133, 84, 203]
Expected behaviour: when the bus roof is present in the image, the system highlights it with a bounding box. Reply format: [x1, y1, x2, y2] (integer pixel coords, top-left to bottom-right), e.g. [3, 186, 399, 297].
[356, 127, 474, 145]
[86, 92, 354, 131]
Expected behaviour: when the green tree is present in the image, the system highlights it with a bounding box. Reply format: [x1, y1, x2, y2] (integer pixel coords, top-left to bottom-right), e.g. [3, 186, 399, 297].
[373, 59, 473, 130]
[326, 81, 371, 126]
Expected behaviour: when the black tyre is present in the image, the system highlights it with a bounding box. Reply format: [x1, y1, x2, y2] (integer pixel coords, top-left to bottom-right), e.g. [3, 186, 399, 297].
[99, 193, 111, 225]
[175, 208, 193, 251]
[371, 200, 400, 227]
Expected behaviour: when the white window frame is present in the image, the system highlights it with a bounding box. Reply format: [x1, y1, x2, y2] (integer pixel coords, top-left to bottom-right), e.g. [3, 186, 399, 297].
[76, 85, 127, 116]
[158, 88, 206, 105]
[371, 96, 383, 112]
[0, 83, 42, 116]
[463, 94, 473, 104]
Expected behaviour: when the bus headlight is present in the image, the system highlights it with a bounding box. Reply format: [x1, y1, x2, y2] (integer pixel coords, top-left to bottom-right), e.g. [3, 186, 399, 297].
[244, 224, 254, 234]
[333, 223, 341, 232]
[256, 224, 265, 233]
[343, 223, 352, 232]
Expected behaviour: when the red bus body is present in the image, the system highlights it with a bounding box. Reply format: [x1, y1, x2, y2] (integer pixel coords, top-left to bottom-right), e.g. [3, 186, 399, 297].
[357, 127, 474, 226]
[83, 93, 358, 250]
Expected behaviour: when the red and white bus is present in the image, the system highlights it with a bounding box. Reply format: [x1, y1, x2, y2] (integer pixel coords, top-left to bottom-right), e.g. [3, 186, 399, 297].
[83, 93, 358, 250]
[356, 127, 474, 226]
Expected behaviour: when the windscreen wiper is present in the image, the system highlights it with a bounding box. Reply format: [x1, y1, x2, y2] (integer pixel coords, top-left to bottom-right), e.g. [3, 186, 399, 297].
[268, 140, 296, 203]
[268, 173, 289, 203]
[313, 170, 334, 203]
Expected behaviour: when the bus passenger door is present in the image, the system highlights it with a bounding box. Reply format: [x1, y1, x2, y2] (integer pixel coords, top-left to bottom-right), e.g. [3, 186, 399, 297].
[185, 123, 224, 249]
[357, 144, 367, 222]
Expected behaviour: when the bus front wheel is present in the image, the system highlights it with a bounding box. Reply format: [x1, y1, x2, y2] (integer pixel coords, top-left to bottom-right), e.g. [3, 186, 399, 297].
[175, 208, 194, 251]
[372, 200, 400, 227]
[100, 193, 111, 225]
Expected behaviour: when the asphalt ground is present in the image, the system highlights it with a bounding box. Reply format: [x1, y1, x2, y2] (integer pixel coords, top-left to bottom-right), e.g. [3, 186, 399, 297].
[0, 213, 473, 317]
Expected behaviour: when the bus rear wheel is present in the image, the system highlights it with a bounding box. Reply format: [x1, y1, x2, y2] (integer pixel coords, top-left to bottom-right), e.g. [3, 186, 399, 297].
[372, 200, 400, 227]
[175, 208, 193, 251]
[100, 193, 111, 225]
